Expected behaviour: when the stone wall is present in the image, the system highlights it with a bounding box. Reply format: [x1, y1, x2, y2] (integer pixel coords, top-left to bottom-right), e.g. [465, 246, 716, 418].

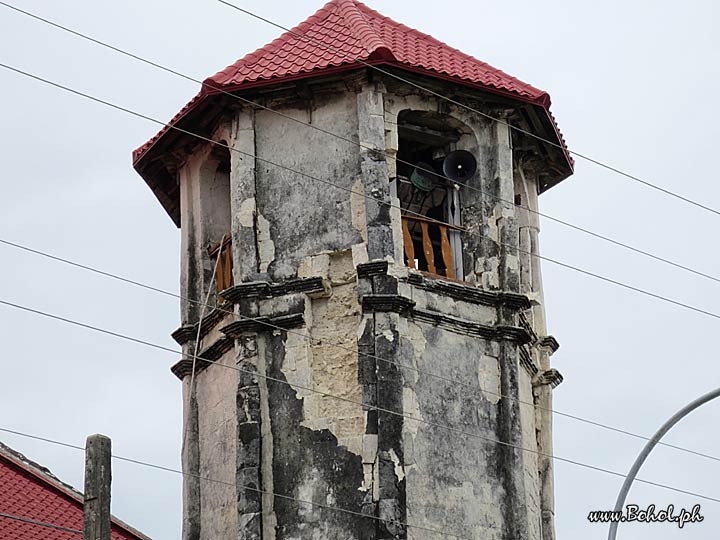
[173, 71, 560, 540]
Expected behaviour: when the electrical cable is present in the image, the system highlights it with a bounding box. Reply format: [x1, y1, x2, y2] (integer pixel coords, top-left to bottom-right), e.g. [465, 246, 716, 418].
[0, 3, 718, 465]
[216, 0, 720, 218]
[1, 57, 720, 461]
[1, 61, 718, 324]
[0, 431, 470, 540]
[0, 300, 719, 505]
[2, 235, 719, 465]
[2, 0, 719, 286]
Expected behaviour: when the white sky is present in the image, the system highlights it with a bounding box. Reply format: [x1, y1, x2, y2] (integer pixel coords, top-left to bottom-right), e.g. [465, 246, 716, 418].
[0, 1, 718, 539]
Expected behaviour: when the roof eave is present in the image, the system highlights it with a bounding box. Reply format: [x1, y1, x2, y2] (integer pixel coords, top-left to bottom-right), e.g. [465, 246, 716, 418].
[133, 61, 572, 224]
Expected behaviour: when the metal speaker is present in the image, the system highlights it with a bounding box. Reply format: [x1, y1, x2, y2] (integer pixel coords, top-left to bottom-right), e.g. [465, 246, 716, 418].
[410, 162, 436, 192]
[443, 150, 477, 181]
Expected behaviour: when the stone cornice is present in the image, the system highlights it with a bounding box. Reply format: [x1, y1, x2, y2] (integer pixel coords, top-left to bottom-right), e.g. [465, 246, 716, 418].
[221, 281, 271, 301]
[171, 306, 232, 346]
[405, 273, 531, 311]
[356, 260, 389, 278]
[519, 346, 539, 376]
[170, 336, 234, 380]
[221, 277, 326, 304]
[411, 308, 533, 344]
[359, 292, 532, 344]
[538, 335, 560, 354]
[361, 294, 415, 314]
[532, 368, 564, 389]
[518, 311, 539, 343]
[220, 313, 305, 338]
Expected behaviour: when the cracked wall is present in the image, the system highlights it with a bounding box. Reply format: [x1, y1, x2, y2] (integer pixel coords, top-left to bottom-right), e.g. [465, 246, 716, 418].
[176, 72, 559, 540]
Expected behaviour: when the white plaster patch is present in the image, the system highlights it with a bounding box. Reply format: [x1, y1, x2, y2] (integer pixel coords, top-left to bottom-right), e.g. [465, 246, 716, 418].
[478, 355, 501, 405]
[389, 448, 405, 481]
[351, 242, 369, 267]
[351, 176, 367, 242]
[387, 262, 409, 280]
[256, 212, 275, 273]
[297, 469, 322, 523]
[398, 320, 425, 386]
[298, 253, 330, 280]
[402, 386, 423, 438]
[237, 197, 256, 227]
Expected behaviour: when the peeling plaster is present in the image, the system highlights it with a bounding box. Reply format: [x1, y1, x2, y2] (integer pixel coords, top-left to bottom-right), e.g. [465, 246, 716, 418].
[389, 448, 405, 482]
[350, 176, 368, 242]
[256, 212, 275, 273]
[237, 197, 256, 228]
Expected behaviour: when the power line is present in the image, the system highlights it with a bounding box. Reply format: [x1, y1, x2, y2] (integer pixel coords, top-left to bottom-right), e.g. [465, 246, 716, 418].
[0, 55, 719, 457]
[0, 511, 82, 536]
[1, 58, 720, 456]
[1, 57, 720, 463]
[216, 0, 720, 218]
[1, 60, 719, 325]
[0, 1, 717, 465]
[2, 236, 719, 466]
[1, 300, 719, 505]
[2, 1, 718, 286]
[0, 429, 470, 540]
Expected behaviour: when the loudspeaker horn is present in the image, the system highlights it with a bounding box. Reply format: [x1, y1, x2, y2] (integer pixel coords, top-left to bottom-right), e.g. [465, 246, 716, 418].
[443, 150, 477, 181]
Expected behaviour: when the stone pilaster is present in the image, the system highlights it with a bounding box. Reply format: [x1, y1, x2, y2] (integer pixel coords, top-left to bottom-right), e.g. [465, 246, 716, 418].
[230, 109, 259, 282]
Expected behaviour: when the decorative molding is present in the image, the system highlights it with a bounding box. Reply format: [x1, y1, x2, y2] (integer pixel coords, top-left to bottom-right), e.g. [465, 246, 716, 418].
[519, 346, 539, 376]
[269, 277, 326, 297]
[170, 307, 232, 346]
[221, 281, 271, 302]
[222, 277, 326, 304]
[532, 368, 564, 389]
[411, 308, 532, 344]
[361, 294, 415, 314]
[538, 335, 560, 354]
[405, 273, 531, 311]
[220, 313, 305, 338]
[170, 359, 193, 380]
[356, 260, 389, 278]
[171, 325, 196, 346]
[518, 311, 539, 343]
[170, 336, 234, 380]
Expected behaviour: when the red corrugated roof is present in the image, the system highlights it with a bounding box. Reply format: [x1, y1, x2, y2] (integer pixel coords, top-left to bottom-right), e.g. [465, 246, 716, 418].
[0, 443, 149, 540]
[133, 0, 568, 166]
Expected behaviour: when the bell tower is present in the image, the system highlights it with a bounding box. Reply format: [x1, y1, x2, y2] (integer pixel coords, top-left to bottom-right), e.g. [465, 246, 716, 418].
[133, 1, 572, 539]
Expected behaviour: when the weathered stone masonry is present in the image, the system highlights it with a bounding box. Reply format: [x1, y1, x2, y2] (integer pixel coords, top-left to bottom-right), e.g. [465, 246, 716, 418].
[154, 66, 569, 540]
[134, 4, 573, 536]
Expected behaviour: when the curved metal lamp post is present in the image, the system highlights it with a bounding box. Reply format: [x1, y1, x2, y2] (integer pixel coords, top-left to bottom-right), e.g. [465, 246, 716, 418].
[608, 387, 720, 540]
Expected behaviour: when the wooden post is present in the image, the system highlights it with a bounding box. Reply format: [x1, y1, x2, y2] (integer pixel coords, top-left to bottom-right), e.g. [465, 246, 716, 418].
[83, 434, 112, 540]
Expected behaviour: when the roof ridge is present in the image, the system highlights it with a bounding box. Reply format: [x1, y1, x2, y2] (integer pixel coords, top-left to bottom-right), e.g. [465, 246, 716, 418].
[353, 1, 548, 102]
[202, 0, 340, 89]
[134, 0, 571, 195]
[337, 0, 393, 59]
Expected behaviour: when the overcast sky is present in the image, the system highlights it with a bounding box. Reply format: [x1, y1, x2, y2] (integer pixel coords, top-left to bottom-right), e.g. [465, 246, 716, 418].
[0, 1, 718, 539]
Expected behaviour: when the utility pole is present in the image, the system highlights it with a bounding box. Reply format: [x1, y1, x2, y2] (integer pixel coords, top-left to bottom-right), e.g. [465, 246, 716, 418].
[83, 434, 112, 540]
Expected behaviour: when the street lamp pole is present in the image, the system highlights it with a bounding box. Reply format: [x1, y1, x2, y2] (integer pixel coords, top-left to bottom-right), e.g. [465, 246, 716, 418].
[608, 387, 720, 540]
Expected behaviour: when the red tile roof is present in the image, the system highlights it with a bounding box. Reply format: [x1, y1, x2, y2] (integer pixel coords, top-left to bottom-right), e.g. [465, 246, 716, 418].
[0, 442, 150, 540]
[133, 0, 568, 163]
[203, 0, 550, 104]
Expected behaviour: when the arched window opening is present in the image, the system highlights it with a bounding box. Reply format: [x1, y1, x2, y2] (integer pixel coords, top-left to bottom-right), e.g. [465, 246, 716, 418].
[394, 111, 470, 280]
[201, 144, 233, 301]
